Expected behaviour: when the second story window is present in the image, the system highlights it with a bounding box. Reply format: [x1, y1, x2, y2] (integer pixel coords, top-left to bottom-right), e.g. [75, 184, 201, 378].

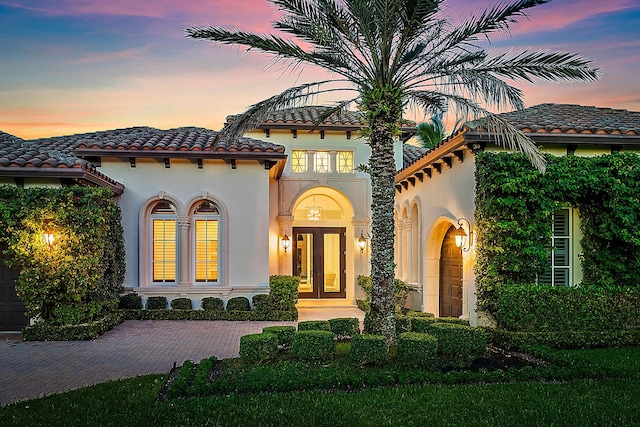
[338, 151, 354, 173]
[314, 151, 330, 173]
[291, 150, 308, 173]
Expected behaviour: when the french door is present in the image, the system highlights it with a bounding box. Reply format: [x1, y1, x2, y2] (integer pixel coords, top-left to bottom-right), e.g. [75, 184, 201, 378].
[293, 227, 346, 298]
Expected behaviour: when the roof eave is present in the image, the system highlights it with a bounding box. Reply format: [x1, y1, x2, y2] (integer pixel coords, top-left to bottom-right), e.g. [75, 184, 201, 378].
[73, 149, 287, 161]
[0, 167, 125, 195]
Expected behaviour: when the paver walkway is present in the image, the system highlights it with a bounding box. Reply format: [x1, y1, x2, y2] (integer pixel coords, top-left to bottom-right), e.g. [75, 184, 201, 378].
[0, 306, 364, 406]
[0, 320, 294, 406]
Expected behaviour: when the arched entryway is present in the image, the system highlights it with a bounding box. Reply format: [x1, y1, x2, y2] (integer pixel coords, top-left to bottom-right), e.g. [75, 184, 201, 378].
[439, 225, 463, 317]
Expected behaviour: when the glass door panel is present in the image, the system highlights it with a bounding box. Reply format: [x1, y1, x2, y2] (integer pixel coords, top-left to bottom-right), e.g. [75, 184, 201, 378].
[296, 233, 313, 293]
[323, 233, 341, 294]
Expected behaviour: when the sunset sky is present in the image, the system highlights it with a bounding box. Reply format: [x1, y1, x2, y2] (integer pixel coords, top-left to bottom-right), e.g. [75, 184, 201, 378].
[1, 0, 639, 139]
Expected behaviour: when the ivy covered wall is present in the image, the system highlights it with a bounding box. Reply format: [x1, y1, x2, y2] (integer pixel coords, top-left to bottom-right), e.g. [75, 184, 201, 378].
[0, 186, 125, 325]
[475, 151, 640, 317]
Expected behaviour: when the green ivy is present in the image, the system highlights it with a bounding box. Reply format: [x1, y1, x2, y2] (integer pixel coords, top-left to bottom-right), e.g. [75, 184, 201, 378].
[475, 151, 640, 319]
[0, 186, 126, 324]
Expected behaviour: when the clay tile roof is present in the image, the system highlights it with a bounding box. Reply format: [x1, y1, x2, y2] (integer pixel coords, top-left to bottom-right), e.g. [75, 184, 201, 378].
[31, 126, 285, 155]
[467, 103, 640, 135]
[226, 106, 417, 128]
[402, 144, 428, 169]
[0, 131, 90, 169]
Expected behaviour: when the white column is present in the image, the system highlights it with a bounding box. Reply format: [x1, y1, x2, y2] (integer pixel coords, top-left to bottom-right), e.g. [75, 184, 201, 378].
[177, 216, 191, 287]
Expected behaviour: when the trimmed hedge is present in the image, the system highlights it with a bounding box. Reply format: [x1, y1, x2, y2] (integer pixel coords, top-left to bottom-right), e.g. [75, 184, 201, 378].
[291, 330, 336, 361]
[22, 311, 124, 341]
[146, 296, 167, 310]
[493, 284, 640, 332]
[201, 297, 225, 311]
[395, 314, 412, 334]
[298, 320, 331, 332]
[397, 332, 438, 369]
[350, 334, 388, 366]
[488, 328, 640, 350]
[239, 333, 279, 364]
[226, 297, 251, 312]
[262, 325, 296, 349]
[121, 308, 298, 321]
[269, 275, 299, 311]
[252, 294, 271, 312]
[428, 323, 487, 368]
[329, 317, 360, 340]
[118, 294, 142, 310]
[170, 298, 192, 310]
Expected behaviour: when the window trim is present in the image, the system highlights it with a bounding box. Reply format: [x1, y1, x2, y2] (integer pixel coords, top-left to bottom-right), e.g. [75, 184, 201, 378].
[192, 207, 220, 284]
[541, 207, 572, 287]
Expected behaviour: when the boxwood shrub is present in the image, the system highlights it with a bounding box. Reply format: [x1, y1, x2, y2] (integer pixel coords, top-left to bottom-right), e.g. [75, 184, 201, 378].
[329, 317, 360, 340]
[22, 311, 124, 341]
[350, 334, 388, 366]
[428, 322, 487, 368]
[395, 314, 412, 334]
[410, 317, 438, 333]
[201, 297, 225, 311]
[298, 320, 331, 332]
[239, 333, 279, 364]
[291, 330, 336, 361]
[262, 325, 296, 349]
[118, 294, 142, 310]
[146, 296, 167, 310]
[252, 294, 271, 312]
[269, 275, 299, 311]
[397, 332, 438, 369]
[226, 296, 251, 312]
[170, 298, 192, 310]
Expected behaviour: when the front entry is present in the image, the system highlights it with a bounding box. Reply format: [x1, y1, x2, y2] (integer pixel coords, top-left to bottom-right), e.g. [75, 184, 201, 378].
[293, 227, 346, 298]
[439, 225, 463, 317]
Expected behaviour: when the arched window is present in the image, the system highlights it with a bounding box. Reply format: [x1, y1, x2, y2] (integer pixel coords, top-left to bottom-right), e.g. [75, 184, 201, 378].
[151, 201, 177, 283]
[193, 201, 220, 283]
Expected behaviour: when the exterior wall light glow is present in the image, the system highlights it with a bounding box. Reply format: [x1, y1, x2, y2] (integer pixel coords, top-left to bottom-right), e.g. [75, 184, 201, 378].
[43, 219, 55, 248]
[455, 217, 473, 252]
[281, 233, 290, 253]
[357, 230, 370, 254]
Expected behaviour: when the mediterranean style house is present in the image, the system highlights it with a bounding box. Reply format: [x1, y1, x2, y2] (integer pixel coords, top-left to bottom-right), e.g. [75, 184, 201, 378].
[1, 103, 639, 330]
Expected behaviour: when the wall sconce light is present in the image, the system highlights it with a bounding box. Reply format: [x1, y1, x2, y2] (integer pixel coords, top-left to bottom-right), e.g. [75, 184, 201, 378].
[357, 230, 370, 254]
[455, 217, 473, 252]
[43, 220, 55, 248]
[281, 233, 290, 253]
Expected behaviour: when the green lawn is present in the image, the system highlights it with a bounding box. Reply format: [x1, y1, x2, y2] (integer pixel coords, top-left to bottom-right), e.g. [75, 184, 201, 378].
[2, 348, 640, 427]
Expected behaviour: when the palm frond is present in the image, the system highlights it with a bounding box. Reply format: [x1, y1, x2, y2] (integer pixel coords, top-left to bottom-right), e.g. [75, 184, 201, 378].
[221, 80, 355, 141]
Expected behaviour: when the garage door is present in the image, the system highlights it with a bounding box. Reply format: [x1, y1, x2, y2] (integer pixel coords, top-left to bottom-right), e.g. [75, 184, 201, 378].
[0, 243, 27, 331]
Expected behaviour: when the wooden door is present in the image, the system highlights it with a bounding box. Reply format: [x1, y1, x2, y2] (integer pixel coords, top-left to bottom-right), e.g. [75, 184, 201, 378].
[439, 225, 463, 317]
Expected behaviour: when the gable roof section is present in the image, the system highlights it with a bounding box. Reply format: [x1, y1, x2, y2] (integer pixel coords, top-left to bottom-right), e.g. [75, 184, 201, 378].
[395, 103, 640, 189]
[0, 130, 124, 194]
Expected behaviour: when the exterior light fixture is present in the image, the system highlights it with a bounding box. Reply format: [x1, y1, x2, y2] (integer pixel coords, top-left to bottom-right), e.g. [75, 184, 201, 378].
[305, 197, 322, 221]
[43, 220, 55, 248]
[281, 233, 290, 253]
[357, 230, 370, 254]
[455, 217, 473, 252]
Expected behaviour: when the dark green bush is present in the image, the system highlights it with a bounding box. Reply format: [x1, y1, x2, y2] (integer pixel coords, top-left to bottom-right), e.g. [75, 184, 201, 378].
[239, 333, 279, 364]
[121, 308, 297, 321]
[252, 294, 271, 312]
[406, 311, 435, 318]
[397, 332, 438, 369]
[22, 311, 124, 341]
[167, 360, 195, 398]
[489, 328, 640, 350]
[493, 284, 640, 332]
[329, 317, 360, 340]
[298, 320, 331, 332]
[226, 297, 250, 312]
[428, 322, 487, 368]
[410, 317, 438, 333]
[145, 296, 167, 310]
[291, 330, 336, 361]
[357, 275, 411, 312]
[395, 314, 412, 334]
[262, 325, 296, 349]
[119, 294, 142, 310]
[201, 297, 225, 311]
[269, 275, 299, 311]
[170, 298, 192, 310]
[350, 334, 388, 366]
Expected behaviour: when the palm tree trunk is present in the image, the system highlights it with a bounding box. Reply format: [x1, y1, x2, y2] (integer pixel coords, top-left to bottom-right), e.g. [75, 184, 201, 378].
[362, 86, 402, 344]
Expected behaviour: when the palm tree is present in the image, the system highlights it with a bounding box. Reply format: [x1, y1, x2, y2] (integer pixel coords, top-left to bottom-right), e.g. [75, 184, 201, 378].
[186, 0, 598, 342]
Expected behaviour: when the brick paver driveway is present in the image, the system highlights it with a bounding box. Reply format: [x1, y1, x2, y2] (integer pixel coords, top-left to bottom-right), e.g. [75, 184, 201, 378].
[0, 320, 294, 406]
